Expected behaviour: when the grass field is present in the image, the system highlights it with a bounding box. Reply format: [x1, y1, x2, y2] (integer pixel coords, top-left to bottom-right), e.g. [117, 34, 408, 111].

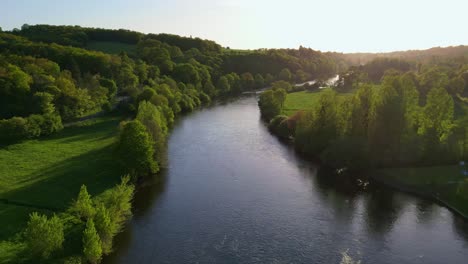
[282, 88, 352, 116]
[0, 115, 123, 240]
[86, 41, 137, 55]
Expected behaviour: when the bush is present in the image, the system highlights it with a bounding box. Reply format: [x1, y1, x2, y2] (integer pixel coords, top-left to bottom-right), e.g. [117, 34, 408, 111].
[268, 115, 291, 139]
[40, 113, 63, 135]
[0, 117, 28, 143]
[25, 212, 64, 259]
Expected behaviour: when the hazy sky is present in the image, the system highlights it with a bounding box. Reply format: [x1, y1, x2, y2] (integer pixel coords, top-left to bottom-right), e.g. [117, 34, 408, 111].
[1, 0, 467, 53]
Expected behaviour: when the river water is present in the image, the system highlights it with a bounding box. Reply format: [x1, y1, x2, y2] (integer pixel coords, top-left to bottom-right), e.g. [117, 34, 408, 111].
[106, 95, 468, 264]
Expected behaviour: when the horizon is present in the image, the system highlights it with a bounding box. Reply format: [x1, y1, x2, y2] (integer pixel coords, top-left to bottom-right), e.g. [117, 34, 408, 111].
[1, 0, 467, 53]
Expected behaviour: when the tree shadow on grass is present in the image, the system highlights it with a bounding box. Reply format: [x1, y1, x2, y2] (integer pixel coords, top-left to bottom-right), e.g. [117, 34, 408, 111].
[0, 144, 124, 240]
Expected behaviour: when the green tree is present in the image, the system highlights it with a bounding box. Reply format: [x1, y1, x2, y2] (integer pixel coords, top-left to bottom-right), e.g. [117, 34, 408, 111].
[241, 72, 255, 90]
[419, 87, 455, 161]
[25, 212, 64, 259]
[116, 120, 157, 177]
[173, 63, 200, 84]
[367, 82, 403, 165]
[83, 219, 102, 264]
[216, 76, 230, 94]
[254, 73, 265, 88]
[271, 80, 292, 92]
[448, 76, 465, 95]
[136, 101, 168, 165]
[258, 88, 287, 120]
[94, 204, 115, 254]
[279, 68, 292, 81]
[73, 184, 95, 219]
[97, 175, 134, 233]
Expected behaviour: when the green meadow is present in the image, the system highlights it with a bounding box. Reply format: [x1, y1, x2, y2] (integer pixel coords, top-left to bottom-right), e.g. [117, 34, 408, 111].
[282, 88, 352, 116]
[0, 115, 123, 240]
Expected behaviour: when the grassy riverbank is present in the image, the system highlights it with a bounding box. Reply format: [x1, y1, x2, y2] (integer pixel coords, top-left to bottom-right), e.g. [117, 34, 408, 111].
[374, 166, 468, 217]
[280, 89, 468, 218]
[0, 115, 123, 241]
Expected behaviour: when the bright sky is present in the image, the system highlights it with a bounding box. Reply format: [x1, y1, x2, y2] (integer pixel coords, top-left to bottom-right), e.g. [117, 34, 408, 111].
[1, 0, 467, 53]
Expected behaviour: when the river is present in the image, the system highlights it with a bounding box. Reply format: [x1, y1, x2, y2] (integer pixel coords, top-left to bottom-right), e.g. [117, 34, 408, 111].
[105, 95, 468, 264]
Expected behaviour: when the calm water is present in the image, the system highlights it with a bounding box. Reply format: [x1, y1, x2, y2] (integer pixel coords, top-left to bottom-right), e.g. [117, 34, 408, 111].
[106, 96, 468, 264]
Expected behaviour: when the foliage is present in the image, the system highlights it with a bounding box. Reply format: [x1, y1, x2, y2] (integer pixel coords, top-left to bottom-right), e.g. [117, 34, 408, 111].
[25, 212, 64, 259]
[72, 185, 95, 220]
[258, 88, 287, 121]
[82, 219, 102, 264]
[136, 101, 168, 165]
[268, 115, 291, 139]
[115, 120, 157, 177]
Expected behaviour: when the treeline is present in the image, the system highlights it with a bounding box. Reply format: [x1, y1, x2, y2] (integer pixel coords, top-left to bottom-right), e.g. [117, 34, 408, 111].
[339, 45, 468, 65]
[221, 46, 336, 82]
[336, 57, 468, 96]
[14, 24, 143, 46]
[15, 176, 134, 263]
[261, 57, 468, 170]
[0, 25, 340, 145]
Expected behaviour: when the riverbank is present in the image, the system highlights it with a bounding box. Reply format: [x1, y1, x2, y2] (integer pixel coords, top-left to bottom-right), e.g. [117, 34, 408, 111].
[370, 166, 468, 219]
[268, 87, 468, 221]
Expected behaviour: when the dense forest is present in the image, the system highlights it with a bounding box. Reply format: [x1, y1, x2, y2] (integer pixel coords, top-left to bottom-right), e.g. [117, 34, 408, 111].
[0, 24, 339, 263]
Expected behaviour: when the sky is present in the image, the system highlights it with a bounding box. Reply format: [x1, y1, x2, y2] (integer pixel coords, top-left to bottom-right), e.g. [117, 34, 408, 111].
[1, 0, 467, 53]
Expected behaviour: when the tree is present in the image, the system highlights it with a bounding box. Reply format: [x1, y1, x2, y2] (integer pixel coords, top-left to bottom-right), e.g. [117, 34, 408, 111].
[254, 73, 265, 88]
[295, 90, 339, 154]
[216, 76, 230, 94]
[367, 82, 403, 165]
[136, 101, 167, 165]
[271, 80, 292, 92]
[94, 203, 115, 254]
[116, 120, 157, 177]
[96, 175, 134, 234]
[448, 76, 465, 95]
[202, 81, 217, 97]
[173, 63, 200, 84]
[83, 219, 102, 264]
[279, 68, 292, 81]
[419, 87, 455, 161]
[240, 72, 255, 90]
[258, 88, 287, 120]
[25, 212, 64, 259]
[73, 184, 95, 219]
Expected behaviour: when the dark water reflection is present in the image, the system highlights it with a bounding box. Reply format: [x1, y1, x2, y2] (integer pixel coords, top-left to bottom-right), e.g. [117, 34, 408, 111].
[105, 96, 468, 264]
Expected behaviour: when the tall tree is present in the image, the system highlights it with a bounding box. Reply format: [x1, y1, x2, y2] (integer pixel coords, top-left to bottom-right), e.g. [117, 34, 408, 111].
[116, 120, 157, 177]
[73, 184, 95, 219]
[83, 219, 102, 264]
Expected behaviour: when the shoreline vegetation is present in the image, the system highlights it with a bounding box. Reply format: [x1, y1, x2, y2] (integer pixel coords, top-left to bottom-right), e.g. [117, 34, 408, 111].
[259, 60, 468, 220]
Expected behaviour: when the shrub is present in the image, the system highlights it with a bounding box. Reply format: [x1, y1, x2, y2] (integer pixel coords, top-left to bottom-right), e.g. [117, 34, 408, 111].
[25, 212, 64, 259]
[268, 115, 291, 139]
